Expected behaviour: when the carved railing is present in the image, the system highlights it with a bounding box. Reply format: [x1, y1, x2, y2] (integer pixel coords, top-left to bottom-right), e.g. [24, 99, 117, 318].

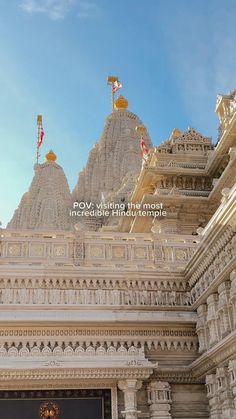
[0, 230, 197, 271]
[0, 230, 75, 264]
[0, 230, 197, 307]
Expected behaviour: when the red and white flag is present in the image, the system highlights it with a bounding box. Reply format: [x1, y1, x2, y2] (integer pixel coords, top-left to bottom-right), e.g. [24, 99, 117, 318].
[112, 80, 122, 93]
[37, 126, 44, 148]
[140, 136, 149, 157]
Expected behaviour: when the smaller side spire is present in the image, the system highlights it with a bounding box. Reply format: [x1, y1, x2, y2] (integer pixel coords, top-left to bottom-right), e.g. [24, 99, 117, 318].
[8, 151, 72, 231]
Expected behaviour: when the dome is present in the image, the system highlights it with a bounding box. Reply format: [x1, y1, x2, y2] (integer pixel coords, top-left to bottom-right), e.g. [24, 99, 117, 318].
[45, 150, 57, 161]
[114, 95, 128, 110]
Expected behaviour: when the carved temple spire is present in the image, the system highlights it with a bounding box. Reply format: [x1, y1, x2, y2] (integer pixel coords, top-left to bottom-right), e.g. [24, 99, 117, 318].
[7, 151, 72, 231]
[72, 102, 152, 207]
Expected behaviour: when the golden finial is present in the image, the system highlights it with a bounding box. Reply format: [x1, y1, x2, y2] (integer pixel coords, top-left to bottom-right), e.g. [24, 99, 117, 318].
[37, 115, 43, 125]
[45, 150, 57, 162]
[135, 125, 146, 134]
[114, 95, 128, 109]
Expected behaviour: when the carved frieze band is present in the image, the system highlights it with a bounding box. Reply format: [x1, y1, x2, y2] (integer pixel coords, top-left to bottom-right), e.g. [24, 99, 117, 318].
[0, 339, 198, 357]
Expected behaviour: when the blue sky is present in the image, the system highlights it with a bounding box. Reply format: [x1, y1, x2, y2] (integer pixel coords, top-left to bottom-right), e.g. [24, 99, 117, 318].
[0, 0, 236, 227]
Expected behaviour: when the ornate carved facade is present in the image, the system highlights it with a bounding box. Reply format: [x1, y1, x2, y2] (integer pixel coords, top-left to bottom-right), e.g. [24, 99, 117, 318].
[1, 89, 236, 418]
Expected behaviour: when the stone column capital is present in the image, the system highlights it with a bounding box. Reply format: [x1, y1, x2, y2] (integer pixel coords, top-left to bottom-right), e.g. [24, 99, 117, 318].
[118, 379, 142, 392]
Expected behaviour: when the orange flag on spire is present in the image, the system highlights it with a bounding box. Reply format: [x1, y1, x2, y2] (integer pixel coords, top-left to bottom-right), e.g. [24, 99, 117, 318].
[37, 126, 44, 147]
[140, 136, 149, 157]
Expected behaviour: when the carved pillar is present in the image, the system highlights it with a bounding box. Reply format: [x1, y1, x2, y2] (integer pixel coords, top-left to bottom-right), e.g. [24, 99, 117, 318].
[216, 367, 235, 418]
[217, 281, 232, 338]
[230, 271, 236, 329]
[196, 304, 208, 352]
[228, 360, 236, 410]
[206, 374, 222, 419]
[118, 379, 142, 419]
[147, 381, 172, 418]
[206, 294, 219, 347]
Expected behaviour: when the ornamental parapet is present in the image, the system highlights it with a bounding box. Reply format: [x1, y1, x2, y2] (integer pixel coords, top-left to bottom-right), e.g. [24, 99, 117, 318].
[0, 230, 198, 307]
[0, 230, 197, 270]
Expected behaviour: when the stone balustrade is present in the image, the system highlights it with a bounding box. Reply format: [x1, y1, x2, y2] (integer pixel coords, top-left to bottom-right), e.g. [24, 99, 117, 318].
[0, 229, 197, 307]
[0, 230, 197, 270]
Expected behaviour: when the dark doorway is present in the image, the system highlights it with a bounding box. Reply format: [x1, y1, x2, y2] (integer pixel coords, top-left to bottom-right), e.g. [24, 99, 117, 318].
[0, 389, 112, 419]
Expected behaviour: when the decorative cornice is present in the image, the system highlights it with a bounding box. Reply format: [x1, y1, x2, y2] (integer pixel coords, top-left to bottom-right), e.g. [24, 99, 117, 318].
[190, 330, 236, 378]
[152, 368, 204, 384]
[0, 367, 154, 382]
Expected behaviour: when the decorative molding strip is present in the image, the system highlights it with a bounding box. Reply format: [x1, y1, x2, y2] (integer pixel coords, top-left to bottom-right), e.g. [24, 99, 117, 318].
[0, 367, 154, 381]
[0, 326, 197, 339]
[152, 368, 204, 384]
[0, 339, 198, 355]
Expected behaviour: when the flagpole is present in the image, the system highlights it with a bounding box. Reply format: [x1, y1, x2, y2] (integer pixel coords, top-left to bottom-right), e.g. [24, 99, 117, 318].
[36, 115, 42, 163]
[112, 82, 115, 111]
[107, 76, 118, 112]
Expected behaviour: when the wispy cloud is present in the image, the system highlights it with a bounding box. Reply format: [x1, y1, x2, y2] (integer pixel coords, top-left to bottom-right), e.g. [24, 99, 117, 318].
[20, 0, 75, 20]
[20, 0, 100, 20]
[77, 1, 100, 18]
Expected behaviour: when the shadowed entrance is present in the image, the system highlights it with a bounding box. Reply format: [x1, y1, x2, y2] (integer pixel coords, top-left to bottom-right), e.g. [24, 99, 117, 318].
[0, 389, 112, 419]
